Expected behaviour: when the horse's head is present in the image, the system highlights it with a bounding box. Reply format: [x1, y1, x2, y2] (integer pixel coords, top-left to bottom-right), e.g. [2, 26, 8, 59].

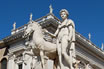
[23, 21, 41, 38]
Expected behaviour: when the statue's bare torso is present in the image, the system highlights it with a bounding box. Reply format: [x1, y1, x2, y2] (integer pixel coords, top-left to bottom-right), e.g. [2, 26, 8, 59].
[58, 19, 69, 42]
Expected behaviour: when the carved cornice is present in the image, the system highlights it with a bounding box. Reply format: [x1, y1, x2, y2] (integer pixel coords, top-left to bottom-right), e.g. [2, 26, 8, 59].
[76, 32, 104, 59]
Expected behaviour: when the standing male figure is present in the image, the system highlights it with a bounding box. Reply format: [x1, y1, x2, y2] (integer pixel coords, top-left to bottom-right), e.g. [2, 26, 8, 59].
[49, 9, 76, 69]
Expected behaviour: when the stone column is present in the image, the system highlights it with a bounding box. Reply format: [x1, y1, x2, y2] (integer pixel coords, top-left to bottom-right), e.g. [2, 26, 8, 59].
[7, 54, 15, 69]
[15, 63, 18, 69]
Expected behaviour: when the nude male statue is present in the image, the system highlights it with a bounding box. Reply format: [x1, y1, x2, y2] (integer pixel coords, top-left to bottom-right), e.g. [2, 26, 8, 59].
[48, 9, 76, 69]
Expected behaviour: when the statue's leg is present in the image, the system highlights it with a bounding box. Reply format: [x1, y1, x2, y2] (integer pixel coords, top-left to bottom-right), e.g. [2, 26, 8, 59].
[70, 42, 76, 63]
[69, 50, 74, 69]
[40, 50, 45, 69]
[57, 40, 62, 69]
[61, 36, 74, 69]
[69, 42, 76, 69]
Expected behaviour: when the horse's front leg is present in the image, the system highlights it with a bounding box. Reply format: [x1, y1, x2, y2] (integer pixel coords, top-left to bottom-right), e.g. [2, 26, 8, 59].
[40, 50, 45, 69]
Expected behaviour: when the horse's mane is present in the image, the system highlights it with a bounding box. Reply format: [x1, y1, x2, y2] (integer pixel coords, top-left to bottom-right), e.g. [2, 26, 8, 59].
[32, 21, 42, 29]
[26, 21, 44, 40]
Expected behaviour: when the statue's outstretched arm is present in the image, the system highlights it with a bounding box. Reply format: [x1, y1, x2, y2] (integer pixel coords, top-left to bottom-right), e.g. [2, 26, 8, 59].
[43, 26, 59, 38]
[54, 27, 59, 37]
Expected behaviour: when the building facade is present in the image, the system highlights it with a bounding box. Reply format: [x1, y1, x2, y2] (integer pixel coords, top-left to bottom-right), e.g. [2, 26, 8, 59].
[0, 40, 8, 69]
[0, 12, 104, 69]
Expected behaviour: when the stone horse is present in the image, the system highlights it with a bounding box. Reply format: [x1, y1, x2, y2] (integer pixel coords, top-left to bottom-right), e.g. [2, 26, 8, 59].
[23, 21, 57, 69]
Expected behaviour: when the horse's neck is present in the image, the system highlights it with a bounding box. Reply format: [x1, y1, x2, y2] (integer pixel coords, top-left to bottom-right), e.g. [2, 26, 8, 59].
[33, 28, 44, 38]
[30, 23, 43, 38]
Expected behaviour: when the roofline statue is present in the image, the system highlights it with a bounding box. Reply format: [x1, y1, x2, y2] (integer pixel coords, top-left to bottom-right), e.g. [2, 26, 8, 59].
[49, 5, 53, 13]
[13, 22, 16, 30]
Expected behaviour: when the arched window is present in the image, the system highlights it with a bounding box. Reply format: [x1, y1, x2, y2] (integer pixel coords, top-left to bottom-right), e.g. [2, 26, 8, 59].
[1, 58, 7, 69]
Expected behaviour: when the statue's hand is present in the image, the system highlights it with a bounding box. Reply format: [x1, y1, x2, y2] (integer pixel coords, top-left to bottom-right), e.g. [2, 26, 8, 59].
[48, 32, 56, 38]
[43, 29, 56, 38]
[43, 29, 48, 33]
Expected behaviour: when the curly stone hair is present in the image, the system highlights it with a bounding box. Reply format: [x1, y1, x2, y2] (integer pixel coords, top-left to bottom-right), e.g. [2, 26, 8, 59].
[60, 9, 69, 17]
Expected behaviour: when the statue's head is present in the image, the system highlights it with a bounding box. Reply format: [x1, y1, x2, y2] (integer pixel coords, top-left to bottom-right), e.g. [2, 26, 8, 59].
[60, 9, 69, 20]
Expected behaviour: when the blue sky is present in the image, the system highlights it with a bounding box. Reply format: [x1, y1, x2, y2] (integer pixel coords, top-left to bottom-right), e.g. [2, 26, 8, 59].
[0, 0, 104, 48]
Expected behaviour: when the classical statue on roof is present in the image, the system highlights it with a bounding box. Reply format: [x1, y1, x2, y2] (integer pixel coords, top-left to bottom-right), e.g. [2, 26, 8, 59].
[23, 9, 76, 69]
[13, 22, 16, 30]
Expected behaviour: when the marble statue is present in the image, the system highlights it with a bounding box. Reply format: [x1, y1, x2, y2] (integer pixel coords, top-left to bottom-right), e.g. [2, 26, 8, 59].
[13, 22, 16, 30]
[30, 13, 33, 21]
[101, 43, 104, 50]
[48, 9, 76, 69]
[88, 33, 91, 41]
[23, 21, 57, 69]
[23, 9, 76, 69]
[49, 5, 53, 13]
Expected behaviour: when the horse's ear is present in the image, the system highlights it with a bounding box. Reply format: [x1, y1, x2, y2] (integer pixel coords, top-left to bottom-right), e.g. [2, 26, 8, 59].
[32, 21, 36, 23]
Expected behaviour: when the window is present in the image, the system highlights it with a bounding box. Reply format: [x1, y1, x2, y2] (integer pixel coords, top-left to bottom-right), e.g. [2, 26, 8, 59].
[18, 64, 22, 69]
[1, 58, 7, 69]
